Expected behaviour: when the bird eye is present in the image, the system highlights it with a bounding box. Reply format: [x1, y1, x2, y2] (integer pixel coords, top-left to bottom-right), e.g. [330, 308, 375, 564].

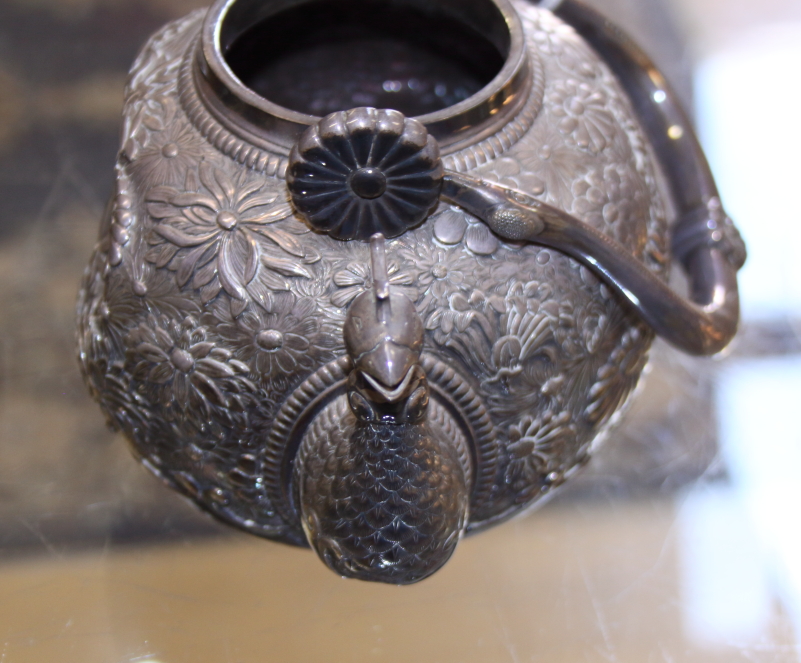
[348, 389, 376, 422]
[403, 384, 429, 423]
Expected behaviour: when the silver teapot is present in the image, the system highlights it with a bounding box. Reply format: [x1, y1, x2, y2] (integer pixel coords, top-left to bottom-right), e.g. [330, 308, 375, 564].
[77, 0, 745, 584]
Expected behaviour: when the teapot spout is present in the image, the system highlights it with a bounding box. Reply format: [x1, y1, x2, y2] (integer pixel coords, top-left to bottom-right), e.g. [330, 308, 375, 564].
[294, 234, 469, 583]
[296, 414, 468, 584]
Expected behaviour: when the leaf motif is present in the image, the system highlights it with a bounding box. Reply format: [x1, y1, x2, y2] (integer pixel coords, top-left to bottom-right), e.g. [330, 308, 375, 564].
[145, 243, 179, 268]
[330, 287, 358, 308]
[520, 317, 553, 361]
[147, 202, 178, 219]
[137, 342, 168, 363]
[247, 203, 294, 224]
[169, 192, 218, 210]
[196, 357, 236, 378]
[147, 186, 178, 204]
[260, 270, 290, 291]
[189, 342, 215, 359]
[246, 279, 275, 310]
[230, 297, 249, 318]
[433, 209, 467, 245]
[154, 326, 173, 348]
[465, 222, 499, 255]
[200, 279, 222, 304]
[199, 163, 225, 205]
[191, 370, 226, 407]
[228, 359, 250, 374]
[261, 251, 312, 278]
[334, 264, 367, 286]
[441, 310, 456, 334]
[217, 233, 248, 300]
[155, 224, 215, 248]
[256, 226, 304, 257]
[242, 231, 261, 284]
[236, 179, 271, 207]
[455, 312, 473, 333]
[425, 308, 442, 331]
[148, 362, 173, 384]
[142, 114, 164, 131]
[302, 245, 322, 264]
[492, 335, 522, 368]
[215, 169, 237, 208]
[192, 259, 217, 289]
[176, 242, 213, 287]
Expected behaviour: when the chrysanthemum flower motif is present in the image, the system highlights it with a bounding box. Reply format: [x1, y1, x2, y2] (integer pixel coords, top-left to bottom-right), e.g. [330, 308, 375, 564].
[505, 410, 574, 501]
[287, 107, 443, 240]
[146, 164, 313, 304]
[399, 242, 476, 301]
[585, 325, 650, 425]
[129, 111, 206, 186]
[127, 314, 255, 414]
[548, 79, 616, 155]
[217, 297, 334, 380]
[571, 163, 644, 248]
[432, 206, 500, 256]
[330, 260, 416, 309]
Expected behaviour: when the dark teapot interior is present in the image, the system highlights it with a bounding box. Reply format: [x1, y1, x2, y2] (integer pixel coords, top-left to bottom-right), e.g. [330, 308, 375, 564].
[223, 0, 509, 117]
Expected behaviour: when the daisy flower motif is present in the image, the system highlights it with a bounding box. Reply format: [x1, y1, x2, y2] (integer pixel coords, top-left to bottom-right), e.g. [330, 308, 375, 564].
[399, 242, 476, 300]
[571, 163, 644, 248]
[145, 164, 313, 305]
[548, 79, 616, 155]
[505, 410, 574, 502]
[128, 109, 206, 186]
[127, 314, 255, 415]
[217, 297, 334, 381]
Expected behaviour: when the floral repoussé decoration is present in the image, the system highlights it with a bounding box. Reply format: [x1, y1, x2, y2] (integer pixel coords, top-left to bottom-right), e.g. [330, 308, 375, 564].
[126, 314, 257, 419]
[145, 164, 317, 307]
[216, 296, 336, 381]
[506, 409, 575, 503]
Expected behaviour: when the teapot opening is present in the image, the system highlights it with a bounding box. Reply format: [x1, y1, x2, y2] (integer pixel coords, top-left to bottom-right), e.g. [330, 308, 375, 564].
[223, 0, 507, 118]
[200, 0, 529, 149]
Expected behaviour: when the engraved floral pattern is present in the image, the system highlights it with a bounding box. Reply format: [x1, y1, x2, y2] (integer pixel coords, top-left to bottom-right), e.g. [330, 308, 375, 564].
[399, 242, 478, 302]
[217, 296, 335, 381]
[75, 4, 677, 543]
[516, 125, 591, 203]
[493, 282, 562, 376]
[585, 324, 652, 425]
[549, 79, 616, 155]
[330, 260, 416, 308]
[571, 163, 645, 248]
[505, 410, 575, 503]
[145, 164, 314, 305]
[473, 157, 547, 200]
[126, 314, 256, 418]
[128, 100, 206, 186]
[99, 361, 154, 440]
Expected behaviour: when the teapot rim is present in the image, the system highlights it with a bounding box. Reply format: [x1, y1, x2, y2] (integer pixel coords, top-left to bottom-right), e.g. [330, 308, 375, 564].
[199, 0, 531, 153]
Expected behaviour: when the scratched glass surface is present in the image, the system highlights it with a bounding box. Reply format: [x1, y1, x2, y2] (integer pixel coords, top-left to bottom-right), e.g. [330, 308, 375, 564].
[0, 0, 799, 660]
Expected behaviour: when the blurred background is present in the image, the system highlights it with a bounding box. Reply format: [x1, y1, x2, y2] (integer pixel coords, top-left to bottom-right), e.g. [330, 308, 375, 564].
[0, 0, 799, 660]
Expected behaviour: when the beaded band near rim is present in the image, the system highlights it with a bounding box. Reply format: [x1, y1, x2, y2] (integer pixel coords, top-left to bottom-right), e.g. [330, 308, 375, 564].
[179, 4, 547, 176]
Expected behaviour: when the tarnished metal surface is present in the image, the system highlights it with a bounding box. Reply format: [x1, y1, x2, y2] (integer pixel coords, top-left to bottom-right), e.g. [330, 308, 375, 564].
[75, 0, 742, 582]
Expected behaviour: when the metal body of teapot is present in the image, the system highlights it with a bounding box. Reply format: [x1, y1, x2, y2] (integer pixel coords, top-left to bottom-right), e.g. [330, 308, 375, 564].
[77, 0, 745, 584]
